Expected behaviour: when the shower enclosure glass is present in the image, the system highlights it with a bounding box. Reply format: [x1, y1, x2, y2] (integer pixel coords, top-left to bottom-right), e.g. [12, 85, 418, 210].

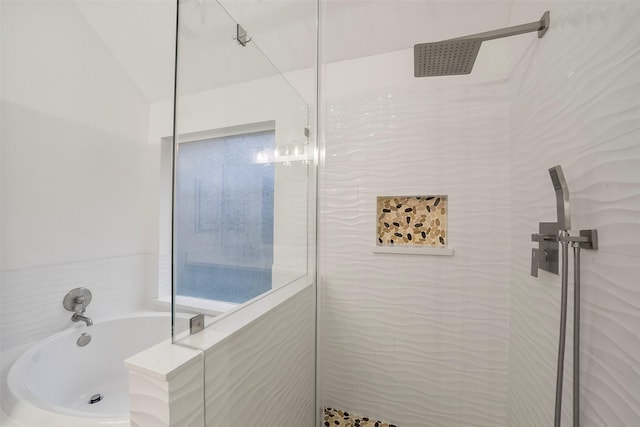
[169, 0, 316, 340]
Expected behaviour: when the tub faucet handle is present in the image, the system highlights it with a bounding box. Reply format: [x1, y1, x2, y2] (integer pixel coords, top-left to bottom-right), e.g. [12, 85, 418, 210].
[73, 295, 87, 313]
[63, 288, 92, 314]
[64, 288, 93, 326]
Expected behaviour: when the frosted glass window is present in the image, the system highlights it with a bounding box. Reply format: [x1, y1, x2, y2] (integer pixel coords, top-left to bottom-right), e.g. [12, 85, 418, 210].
[174, 130, 275, 304]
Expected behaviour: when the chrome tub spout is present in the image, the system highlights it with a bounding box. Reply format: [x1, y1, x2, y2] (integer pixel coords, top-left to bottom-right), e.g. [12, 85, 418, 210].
[71, 313, 93, 326]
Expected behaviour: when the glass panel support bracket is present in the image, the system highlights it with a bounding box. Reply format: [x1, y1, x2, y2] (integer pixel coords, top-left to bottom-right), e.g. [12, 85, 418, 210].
[234, 24, 252, 47]
[190, 314, 205, 335]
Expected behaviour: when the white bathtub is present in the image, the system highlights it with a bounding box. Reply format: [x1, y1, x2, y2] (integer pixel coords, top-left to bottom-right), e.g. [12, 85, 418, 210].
[4, 313, 176, 427]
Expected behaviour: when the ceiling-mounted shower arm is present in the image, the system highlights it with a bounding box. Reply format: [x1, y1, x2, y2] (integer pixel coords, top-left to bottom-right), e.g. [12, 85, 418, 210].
[455, 11, 550, 42]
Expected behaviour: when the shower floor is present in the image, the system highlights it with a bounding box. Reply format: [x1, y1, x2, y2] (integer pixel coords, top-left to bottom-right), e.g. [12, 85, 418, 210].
[324, 408, 397, 427]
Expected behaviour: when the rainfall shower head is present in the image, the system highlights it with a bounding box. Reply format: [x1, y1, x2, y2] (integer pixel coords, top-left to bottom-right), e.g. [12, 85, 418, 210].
[414, 11, 550, 77]
[414, 39, 483, 77]
[549, 165, 571, 231]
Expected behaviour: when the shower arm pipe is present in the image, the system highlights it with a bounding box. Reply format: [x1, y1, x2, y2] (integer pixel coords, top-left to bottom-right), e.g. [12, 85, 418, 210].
[453, 11, 550, 42]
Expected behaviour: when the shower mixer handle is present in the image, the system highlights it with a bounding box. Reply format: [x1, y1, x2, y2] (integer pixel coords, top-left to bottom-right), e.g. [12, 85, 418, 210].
[64, 288, 92, 312]
[531, 222, 560, 276]
[531, 248, 540, 277]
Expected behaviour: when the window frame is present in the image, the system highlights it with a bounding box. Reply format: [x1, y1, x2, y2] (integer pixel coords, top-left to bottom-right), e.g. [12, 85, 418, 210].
[157, 120, 276, 315]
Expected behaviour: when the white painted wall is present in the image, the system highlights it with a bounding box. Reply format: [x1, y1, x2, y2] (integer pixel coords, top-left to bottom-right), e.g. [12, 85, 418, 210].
[0, 0, 154, 362]
[318, 47, 512, 426]
[506, 2, 640, 426]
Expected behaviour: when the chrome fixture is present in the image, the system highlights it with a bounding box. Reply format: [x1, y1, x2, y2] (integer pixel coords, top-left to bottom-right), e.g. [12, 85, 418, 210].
[530, 165, 598, 427]
[63, 287, 93, 326]
[531, 222, 559, 277]
[549, 165, 571, 231]
[414, 11, 550, 77]
[234, 24, 252, 47]
[71, 313, 93, 326]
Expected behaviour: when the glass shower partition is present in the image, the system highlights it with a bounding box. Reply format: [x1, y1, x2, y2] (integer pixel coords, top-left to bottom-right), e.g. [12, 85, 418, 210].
[169, 0, 316, 343]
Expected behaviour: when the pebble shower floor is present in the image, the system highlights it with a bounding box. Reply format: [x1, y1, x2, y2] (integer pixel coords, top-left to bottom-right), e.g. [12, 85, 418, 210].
[323, 408, 398, 427]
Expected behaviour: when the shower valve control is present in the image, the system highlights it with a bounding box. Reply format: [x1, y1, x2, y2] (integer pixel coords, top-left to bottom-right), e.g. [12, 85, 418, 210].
[531, 222, 560, 277]
[63, 288, 94, 326]
[63, 288, 92, 313]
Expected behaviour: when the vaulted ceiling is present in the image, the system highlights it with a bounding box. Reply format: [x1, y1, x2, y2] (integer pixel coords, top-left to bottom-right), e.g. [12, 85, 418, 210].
[74, 0, 517, 102]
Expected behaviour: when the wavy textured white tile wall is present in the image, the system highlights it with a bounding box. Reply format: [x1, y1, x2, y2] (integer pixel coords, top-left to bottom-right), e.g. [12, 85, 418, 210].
[129, 361, 205, 427]
[203, 285, 315, 427]
[0, 254, 152, 355]
[507, 2, 640, 426]
[319, 72, 511, 426]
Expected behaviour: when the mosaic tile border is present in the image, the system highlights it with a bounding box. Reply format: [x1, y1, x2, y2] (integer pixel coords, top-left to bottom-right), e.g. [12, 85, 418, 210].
[324, 408, 398, 427]
[376, 195, 447, 246]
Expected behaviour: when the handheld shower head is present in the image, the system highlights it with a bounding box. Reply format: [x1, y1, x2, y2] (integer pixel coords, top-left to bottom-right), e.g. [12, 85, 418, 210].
[549, 165, 571, 231]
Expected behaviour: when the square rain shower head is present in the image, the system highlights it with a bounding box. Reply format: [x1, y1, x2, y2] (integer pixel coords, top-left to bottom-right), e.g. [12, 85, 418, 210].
[414, 39, 483, 77]
[413, 11, 550, 77]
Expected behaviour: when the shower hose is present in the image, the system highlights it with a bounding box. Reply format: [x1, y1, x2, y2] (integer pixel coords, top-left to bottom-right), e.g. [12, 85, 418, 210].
[553, 235, 581, 427]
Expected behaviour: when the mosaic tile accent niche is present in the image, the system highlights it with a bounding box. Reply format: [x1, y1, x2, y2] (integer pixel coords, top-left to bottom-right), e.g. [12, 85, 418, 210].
[377, 195, 447, 246]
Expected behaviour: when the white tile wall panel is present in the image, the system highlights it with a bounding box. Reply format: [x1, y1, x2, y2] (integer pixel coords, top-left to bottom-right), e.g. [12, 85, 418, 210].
[0, 254, 151, 354]
[319, 74, 511, 426]
[507, 2, 640, 426]
[203, 285, 315, 427]
[129, 358, 205, 427]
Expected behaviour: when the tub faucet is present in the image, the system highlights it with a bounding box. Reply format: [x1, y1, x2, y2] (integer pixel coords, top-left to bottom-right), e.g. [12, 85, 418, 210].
[63, 287, 93, 326]
[71, 312, 93, 326]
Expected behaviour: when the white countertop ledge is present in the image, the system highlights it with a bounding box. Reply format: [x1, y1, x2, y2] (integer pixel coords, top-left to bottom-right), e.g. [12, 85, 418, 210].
[124, 277, 312, 381]
[124, 338, 202, 381]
